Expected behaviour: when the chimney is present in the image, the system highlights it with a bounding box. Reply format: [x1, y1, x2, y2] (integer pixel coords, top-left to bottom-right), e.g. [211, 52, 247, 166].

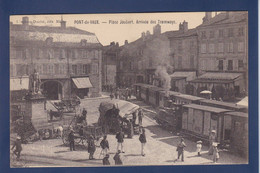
[141, 32, 145, 38]
[183, 20, 188, 32]
[124, 40, 128, 45]
[110, 41, 115, 46]
[146, 30, 151, 36]
[60, 16, 66, 29]
[203, 12, 212, 23]
[179, 22, 183, 31]
[116, 42, 119, 47]
[46, 37, 53, 45]
[81, 39, 87, 46]
[22, 17, 29, 30]
[153, 24, 161, 35]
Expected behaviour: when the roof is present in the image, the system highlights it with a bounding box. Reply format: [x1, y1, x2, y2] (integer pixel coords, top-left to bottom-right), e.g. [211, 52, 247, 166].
[176, 94, 204, 101]
[224, 111, 248, 118]
[170, 71, 196, 81]
[165, 28, 197, 38]
[10, 76, 30, 91]
[183, 104, 230, 113]
[200, 99, 246, 110]
[191, 72, 242, 83]
[199, 12, 247, 27]
[149, 86, 165, 92]
[10, 24, 100, 44]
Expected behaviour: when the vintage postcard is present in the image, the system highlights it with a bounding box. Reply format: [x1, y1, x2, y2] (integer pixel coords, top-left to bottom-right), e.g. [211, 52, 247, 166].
[9, 12, 248, 167]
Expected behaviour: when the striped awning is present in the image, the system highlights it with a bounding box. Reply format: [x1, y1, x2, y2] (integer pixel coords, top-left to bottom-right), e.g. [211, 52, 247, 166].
[72, 77, 93, 89]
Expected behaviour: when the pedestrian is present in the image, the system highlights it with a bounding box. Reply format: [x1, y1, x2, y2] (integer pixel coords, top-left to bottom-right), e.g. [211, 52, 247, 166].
[212, 142, 219, 163]
[138, 109, 143, 126]
[79, 125, 84, 136]
[68, 129, 75, 151]
[100, 135, 109, 155]
[103, 154, 110, 165]
[139, 128, 147, 156]
[82, 108, 87, 124]
[110, 92, 114, 100]
[208, 130, 216, 155]
[128, 88, 132, 99]
[11, 136, 22, 160]
[115, 88, 119, 99]
[88, 135, 96, 160]
[116, 128, 125, 153]
[175, 138, 186, 162]
[57, 124, 63, 138]
[132, 111, 137, 126]
[127, 119, 134, 138]
[113, 150, 123, 165]
[196, 140, 202, 156]
[44, 99, 47, 110]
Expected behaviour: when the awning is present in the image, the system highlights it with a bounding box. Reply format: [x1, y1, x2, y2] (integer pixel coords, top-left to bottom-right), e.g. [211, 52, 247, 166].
[170, 71, 196, 81]
[72, 77, 93, 89]
[236, 96, 248, 108]
[191, 72, 242, 83]
[10, 76, 29, 91]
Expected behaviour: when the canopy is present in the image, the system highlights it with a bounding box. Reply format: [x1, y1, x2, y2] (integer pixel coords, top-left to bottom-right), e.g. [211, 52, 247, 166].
[99, 100, 139, 119]
[72, 77, 93, 89]
[200, 90, 212, 94]
[10, 76, 30, 91]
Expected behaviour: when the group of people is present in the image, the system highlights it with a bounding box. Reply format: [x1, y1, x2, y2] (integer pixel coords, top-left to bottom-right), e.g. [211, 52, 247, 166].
[110, 88, 133, 101]
[174, 130, 220, 163]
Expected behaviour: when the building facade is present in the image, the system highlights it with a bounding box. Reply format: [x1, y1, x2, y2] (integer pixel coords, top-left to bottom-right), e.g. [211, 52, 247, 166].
[191, 12, 248, 99]
[10, 16, 102, 99]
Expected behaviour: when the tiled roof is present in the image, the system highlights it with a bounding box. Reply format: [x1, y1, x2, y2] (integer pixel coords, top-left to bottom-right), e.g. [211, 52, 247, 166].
[198, 72, 242, 80]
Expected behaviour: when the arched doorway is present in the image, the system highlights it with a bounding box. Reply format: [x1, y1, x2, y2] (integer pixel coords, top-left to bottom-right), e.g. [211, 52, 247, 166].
[41, 80, 62, 100]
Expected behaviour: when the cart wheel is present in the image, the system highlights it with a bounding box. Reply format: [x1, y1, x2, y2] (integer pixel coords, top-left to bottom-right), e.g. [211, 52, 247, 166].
[74, 136, 82, 144]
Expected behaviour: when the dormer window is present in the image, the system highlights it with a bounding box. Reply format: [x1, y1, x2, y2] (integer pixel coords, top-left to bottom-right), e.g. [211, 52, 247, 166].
[46, 37, 53, 45]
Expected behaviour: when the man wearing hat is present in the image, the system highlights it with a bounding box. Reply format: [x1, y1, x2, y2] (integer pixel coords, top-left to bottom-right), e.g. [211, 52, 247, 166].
[103, 154, 110, 165]
[116, 128, 125, 153]
[68, 129, 75, 151]
[88, 135, 96, 160]
[176, 137, 186, 162]
[139, 128, 147, 156]
[208, 130, 217, 155]
[11, 136, 22, 159]
[212, 142, 219, 163]
[113, 150, 123, 165]
[100, 135, 109, 155]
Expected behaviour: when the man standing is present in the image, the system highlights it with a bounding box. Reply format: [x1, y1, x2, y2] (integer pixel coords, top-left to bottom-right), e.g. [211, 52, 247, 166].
[100, 135, 109, 155]
[176, 138, 186, 162]
[208, 130, 216, 155]
[103, 154, 110, 165]
[68, 130, 75, 151]
[11, 136, 22, 160]
[139, 128, 147, 156]
[88, 135, 96, 160]
[116, 128, 125, 153]
[138, 109, 144, 126]
[113, 150, 123, 165]
[82, 108, 87, 124]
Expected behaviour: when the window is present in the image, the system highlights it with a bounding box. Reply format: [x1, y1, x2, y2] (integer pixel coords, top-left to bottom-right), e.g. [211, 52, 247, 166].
[60, 49, 66, 59]
[82, 50, 87, 58]
[209, 44, 215, 53]
[59, 64, 65, 74]
[120, 61, 123, 70]
[238, 27, 244, 36]
[201, 31, 206, 39]
[228, 28, 234, 37]
[218, 43, 224, 53]
[238, 60, 244, 68]
[54, 64, 59, 74]
[48, 64, 54, 74]
[178, 40, 182, 52]
[227, 42, 234, 53]
[190, 55, 194, 68]
[178, 56, 182, 69]
[47, 49, 54, 59]
[54, 49, 60, 58]
[78, 64, 82, 74]
[228, 60, 233, 71]
[16, 49, 23, 59]
[36, 64, 42, 74]
[201, 44, 207, 53]
[210, 31, 215, 38]
[72, 65, 77, 74]
[43, 64, 47, 74]
[92, 63, 98, 74]
[218, 60, 223, 71]
[218, 29, 224, 38]
[149, 59, 153, 67]
[83, 64, 91, 74]
[238, 42, 245, 52]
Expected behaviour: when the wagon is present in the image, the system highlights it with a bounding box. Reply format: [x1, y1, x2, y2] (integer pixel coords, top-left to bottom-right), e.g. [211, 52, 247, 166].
[61, 117, 103, 147]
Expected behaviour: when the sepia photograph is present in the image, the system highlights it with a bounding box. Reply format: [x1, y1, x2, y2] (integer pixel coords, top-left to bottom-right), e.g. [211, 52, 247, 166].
[9, 12, 248, 167]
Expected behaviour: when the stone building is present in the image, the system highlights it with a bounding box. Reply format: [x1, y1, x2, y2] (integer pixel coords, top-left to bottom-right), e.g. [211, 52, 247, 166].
[117, 24, 171, 88]
[190, 12, 248, 99]
[102, 42, 120, 91]
[10, 16, 102, 99]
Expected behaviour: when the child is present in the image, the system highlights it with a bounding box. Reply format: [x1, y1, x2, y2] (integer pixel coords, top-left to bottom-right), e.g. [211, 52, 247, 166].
[196, 140, 202, 156]
[212, 142, 219, 163]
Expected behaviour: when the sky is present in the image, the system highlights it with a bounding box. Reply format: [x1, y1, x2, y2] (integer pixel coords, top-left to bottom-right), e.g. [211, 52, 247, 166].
[10, 12, 219, 46]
